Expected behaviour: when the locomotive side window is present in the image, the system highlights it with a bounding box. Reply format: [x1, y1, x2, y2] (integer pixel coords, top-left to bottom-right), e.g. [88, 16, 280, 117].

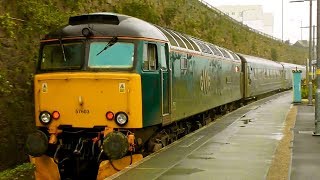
[143, 43, 158, 71]
[159, 45, 167, 70]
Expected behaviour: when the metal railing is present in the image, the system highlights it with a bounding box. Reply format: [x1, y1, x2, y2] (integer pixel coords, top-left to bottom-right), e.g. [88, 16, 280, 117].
[198, 0, 284, 43]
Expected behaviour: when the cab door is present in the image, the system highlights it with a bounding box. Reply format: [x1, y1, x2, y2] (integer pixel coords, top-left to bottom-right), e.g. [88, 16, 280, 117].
[141, 42, 170, 127]
[159, 43, 170, 125]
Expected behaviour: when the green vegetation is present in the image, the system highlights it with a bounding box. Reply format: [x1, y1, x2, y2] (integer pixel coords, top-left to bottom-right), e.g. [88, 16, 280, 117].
[301, 80, 316, 99]
[0, 0, 308, 172]
[0, 163, 34, 180]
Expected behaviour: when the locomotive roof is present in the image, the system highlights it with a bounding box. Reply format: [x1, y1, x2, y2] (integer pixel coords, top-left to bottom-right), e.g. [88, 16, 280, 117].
[44, 12, 168, 42]
[43, 12, 240, 61]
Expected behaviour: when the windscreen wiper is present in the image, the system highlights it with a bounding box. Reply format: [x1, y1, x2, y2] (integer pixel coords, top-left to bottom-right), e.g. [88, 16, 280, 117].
[59, 38, 67, 62]
[96, 36, 118, 56]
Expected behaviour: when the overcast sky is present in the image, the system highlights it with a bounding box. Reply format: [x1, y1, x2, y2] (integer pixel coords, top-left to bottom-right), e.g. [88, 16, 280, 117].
[202, 0, 317, 43]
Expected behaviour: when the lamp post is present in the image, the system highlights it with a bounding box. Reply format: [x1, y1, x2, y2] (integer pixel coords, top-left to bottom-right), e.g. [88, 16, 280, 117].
[301, 20, 303, 40]
[315, 0, 320, 135]
[282, 0, 284, 41]
[290, 0, 314, 106]
[293, 0, 320, 135]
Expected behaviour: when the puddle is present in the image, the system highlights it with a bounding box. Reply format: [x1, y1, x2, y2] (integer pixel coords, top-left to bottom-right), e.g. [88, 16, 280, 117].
[270, 133, 284, 140]
[298, 131, 313, 134]
[164, 167, 205, 175]
[188, 155, 216, 160]
[241, 119, 252, 124]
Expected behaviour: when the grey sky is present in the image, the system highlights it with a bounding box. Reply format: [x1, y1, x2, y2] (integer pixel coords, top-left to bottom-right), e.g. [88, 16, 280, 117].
[202, 0, 317, 43]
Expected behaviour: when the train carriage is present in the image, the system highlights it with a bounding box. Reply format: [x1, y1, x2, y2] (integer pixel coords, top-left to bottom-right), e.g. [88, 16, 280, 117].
[238, 54, 284, 99]
[280, 62, 307, 90]
[280, 62, 297, 90]
[296, 64, 307, 81]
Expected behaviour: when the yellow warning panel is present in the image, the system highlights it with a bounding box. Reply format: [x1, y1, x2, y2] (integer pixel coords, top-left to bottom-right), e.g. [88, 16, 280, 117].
[41, 83, 48, 93]
[97, 154, 143, 180]
[119, 82, 126, 93]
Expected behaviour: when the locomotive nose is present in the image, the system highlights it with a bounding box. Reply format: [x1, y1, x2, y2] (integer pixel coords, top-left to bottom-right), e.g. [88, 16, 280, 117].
[25, 130, 48, 157]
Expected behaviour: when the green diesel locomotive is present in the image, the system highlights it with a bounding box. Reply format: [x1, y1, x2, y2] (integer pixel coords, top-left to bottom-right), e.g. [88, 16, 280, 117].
[25, 12, 303, 179]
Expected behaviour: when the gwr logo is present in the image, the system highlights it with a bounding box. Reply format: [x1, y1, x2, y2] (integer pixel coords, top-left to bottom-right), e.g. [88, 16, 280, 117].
[200, 69, 210, 94]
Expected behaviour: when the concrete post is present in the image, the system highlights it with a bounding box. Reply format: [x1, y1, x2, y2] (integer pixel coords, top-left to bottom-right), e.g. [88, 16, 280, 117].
[308, 0, 313, 106]
[314, 0, 320, 135]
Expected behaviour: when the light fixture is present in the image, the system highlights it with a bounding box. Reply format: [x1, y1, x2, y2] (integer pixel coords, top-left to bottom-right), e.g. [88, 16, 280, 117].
[39, 111, 52, 124]
[82, 28, 93, 37]
[115, 112, 128, 126]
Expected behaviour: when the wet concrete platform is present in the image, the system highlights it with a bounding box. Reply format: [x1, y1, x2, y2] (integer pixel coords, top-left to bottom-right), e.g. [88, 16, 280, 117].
[290, 104, 320, 180]
[109, 91, 294, 180]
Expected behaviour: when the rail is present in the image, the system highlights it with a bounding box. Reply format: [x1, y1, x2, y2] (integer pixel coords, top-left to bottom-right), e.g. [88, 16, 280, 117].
[198, 0, 285, 44]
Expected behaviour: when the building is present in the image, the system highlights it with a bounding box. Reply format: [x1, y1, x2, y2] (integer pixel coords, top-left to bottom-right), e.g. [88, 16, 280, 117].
[293, 40, 309, 48]
[218, 5, 274, 36]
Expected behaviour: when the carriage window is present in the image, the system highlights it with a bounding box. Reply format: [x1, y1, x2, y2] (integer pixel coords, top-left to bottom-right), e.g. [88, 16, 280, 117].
[143, 43, 158, 71]
[180, 58, 188, 70]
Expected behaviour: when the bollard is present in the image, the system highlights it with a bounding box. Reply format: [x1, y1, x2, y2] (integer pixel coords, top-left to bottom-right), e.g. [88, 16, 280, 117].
[292, 69, 302, 104]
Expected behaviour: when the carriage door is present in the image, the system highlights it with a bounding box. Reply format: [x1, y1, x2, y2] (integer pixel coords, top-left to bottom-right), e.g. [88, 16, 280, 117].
[246, 64, 252, 98]
[159, 44, 170, 124]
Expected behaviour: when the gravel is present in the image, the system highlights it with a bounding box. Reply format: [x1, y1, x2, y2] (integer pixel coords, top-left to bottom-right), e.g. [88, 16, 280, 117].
[266, 106, 297, 180]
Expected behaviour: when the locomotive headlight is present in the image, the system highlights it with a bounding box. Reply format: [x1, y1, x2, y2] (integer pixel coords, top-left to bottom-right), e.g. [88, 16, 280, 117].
[39, 111, 52, 124]
[82, 28, 93, 37]
[115, 112, 128, 126]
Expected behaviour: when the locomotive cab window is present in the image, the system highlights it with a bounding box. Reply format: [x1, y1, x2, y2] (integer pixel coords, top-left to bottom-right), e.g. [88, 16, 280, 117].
[143, 43, 158, 71]
[40, 42, 84, 70]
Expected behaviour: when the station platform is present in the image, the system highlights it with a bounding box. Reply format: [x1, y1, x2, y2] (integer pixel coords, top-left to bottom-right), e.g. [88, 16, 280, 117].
[108, 91, 320, 180]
